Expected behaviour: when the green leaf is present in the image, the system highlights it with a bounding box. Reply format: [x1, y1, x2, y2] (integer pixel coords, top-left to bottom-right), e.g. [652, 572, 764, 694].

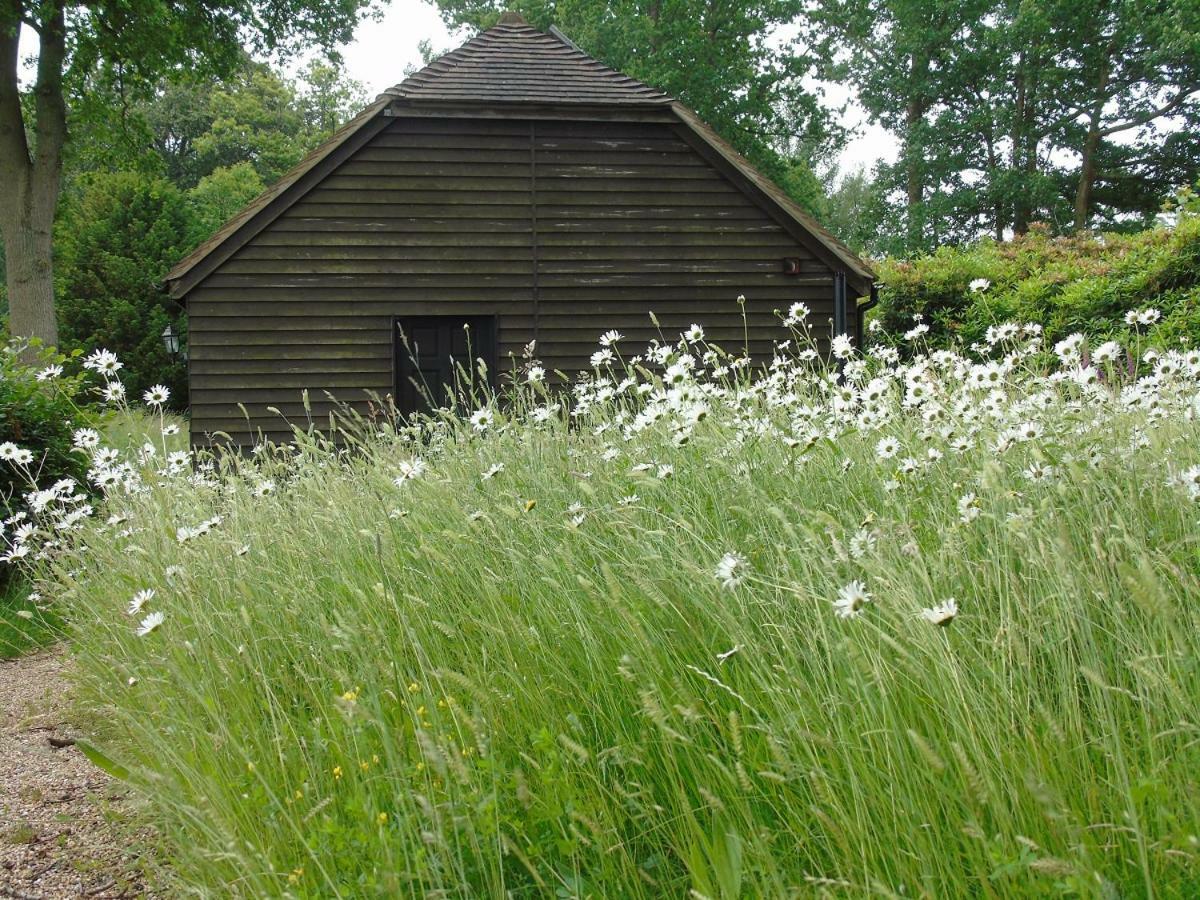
[75, 741, 131, 781]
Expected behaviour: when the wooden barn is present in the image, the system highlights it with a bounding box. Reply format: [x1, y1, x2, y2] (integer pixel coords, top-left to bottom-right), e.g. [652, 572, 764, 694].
[164, 12, 876, 446]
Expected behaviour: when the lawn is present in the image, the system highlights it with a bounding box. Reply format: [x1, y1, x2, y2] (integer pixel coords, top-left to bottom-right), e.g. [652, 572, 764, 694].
[10, 316, 1200, 896]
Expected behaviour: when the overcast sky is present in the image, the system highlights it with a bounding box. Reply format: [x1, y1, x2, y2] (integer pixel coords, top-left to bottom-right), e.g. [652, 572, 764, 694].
[19, 0, 895, 179]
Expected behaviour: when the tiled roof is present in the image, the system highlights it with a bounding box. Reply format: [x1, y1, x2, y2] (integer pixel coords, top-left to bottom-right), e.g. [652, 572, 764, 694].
[382, 16, 672, 106]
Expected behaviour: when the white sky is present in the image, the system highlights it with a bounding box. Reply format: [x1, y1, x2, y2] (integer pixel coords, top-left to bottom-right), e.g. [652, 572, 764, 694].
[19, 0, 894, 178]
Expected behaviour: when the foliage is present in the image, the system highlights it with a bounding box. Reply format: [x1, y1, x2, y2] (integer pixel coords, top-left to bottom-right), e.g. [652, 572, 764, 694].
[429, 0, 842, 215]
[0, 342, 93, 517]
[186, 162, 268, 240]
[0, 0, 377, 349]
[15, 318, 1200, 895]
[873, 216, 1200, 352]
[804, 0, 1200, 252]
[55, 173, 192, 406]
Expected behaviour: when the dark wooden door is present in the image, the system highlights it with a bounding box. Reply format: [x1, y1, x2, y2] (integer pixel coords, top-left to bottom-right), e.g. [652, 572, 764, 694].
[394, 316, 497, 415]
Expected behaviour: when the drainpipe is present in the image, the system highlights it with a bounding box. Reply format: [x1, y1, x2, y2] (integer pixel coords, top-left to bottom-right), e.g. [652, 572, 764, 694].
[833, 271, 847, 339]
[856, 283, 879, 347]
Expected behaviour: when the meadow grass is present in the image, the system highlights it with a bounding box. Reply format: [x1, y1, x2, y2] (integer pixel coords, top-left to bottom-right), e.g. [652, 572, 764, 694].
[19, 322, 1200, 897]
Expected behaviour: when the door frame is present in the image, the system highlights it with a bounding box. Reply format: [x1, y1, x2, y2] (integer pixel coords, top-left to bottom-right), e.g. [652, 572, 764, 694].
[392, 315, 499, 414]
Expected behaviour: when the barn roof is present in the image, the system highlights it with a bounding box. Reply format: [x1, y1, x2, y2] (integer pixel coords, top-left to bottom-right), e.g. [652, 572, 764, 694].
[164, 14, 875, 299]
[382, 14, 673, 106]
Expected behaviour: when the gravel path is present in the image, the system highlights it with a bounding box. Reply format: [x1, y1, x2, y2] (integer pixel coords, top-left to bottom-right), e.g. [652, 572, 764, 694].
[0, 649, 156, 899]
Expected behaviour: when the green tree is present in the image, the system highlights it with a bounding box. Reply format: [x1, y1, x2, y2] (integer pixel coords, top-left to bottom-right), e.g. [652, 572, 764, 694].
[186, 161, 267, 240]
[55, 171, 196, 405]
[296, 59, 368, 139]
[0, 0, 374, 351]
[429, 0, 843, 212]
[805, 0, 1200, 250]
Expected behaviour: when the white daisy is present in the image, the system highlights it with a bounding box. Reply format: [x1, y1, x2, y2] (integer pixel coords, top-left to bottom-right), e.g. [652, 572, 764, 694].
[143, 384, 170, 406]
[921, 598, 959, 626]
[598, 330, 624, 347]
[833, 580, 872, 618]
[128, 589, 155, 616]
[714, 551, 748, 590]
[136, 610, 165, 636]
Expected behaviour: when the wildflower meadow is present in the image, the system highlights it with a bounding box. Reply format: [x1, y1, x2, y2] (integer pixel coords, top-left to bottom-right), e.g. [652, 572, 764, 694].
[5, 309, 1200, 896]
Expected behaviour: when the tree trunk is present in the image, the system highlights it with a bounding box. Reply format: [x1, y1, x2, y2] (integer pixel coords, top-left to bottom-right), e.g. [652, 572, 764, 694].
[1, 200, 59, 348]
[1074, 50, 1111, 232]
[1073, 122, 1101, 230]
[0, 1, 67, 352]
[1011, 58, 1030, 235]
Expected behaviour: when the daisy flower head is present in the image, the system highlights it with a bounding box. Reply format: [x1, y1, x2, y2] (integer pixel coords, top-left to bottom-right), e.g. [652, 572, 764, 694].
[833, 580, 872, 619]
[969, 278, 991, 293]
[128, 588, 155, 616]
[469, 408, 495, 432]
[921, 598, 959, 626]
[715, 551, 748, 590]
[394, 457, 427, 483]
[102, 381, 126, 404]
[683, 323, 705, 343]
[590, 348, 615, 367]
[598, 330, 624, 347]
[83, 348, 122, 375]
[784, 302, 810, 326]
[831, 334, 854, 360]
[526, 365, 546, 384]
[876, 436, 900, 460]
[136, 610, 165, 637]
[36, 365, 63, 381]
[143, 384, 170, 406]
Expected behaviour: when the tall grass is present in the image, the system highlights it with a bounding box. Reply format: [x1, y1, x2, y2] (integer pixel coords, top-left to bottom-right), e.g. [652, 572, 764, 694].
[27, 320, 1200, 896]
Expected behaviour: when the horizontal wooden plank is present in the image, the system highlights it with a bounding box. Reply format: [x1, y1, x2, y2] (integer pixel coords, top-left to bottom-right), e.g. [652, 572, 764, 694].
[200, 273, 534, 289]
[191, 358, 393, 375]
[272, 215, 532, 233]
[383, 118, 533, 137]
[191, 372, 393, 389]
[189, 328, 390, 345]
[188, 290, 537, 307]
[234, 244, 533, 261]
[219, 258, 533, 276]
[320, 173, 532, 191]
[536, 259, 799, 275]
[370, 133, 530, 151]
[351, 147, 531, 165]
[302, 189, 529, 205]
[250, 230, 533, 248]
[191, 343, 393, 362]
[286, 202, 532, 218]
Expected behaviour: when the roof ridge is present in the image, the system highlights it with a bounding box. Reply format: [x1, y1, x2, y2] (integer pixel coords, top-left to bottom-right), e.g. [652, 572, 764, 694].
[383, 18, 672, 106]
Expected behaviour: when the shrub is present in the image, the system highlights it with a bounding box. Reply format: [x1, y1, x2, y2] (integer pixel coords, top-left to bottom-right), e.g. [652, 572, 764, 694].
[0, 342, 93, 514]
[55, 171, 192, 407]
[873, 216, 1200, 352]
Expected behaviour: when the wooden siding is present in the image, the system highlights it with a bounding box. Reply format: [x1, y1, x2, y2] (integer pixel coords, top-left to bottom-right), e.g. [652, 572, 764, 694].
[187, 116, 850, 446]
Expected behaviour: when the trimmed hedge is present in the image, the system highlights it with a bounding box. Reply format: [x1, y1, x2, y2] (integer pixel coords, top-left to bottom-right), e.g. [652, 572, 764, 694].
[873, 216, 1200, 350]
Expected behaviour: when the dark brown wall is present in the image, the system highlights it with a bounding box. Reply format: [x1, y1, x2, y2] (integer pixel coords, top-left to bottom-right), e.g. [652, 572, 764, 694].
[187, 115, 850, 445]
